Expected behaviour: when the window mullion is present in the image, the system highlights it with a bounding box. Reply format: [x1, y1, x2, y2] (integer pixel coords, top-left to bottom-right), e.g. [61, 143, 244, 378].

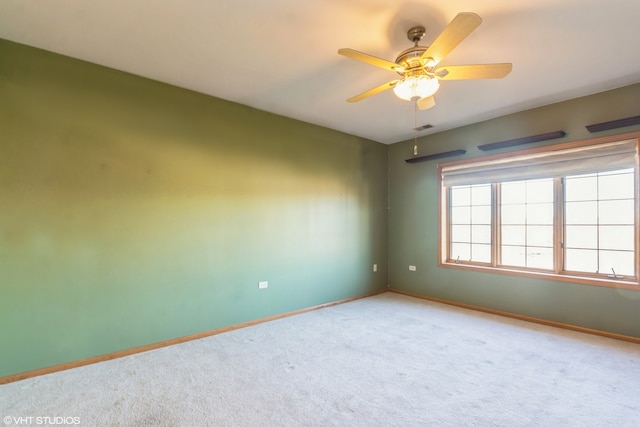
[554, 177, 564, 274]
[493, 183, 500, 267]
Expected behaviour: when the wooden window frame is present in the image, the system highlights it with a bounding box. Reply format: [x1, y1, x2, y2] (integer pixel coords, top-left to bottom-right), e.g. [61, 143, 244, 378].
[438, 132, 640, 291]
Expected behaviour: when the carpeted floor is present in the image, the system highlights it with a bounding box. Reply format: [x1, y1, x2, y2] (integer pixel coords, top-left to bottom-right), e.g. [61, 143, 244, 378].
[1, 292, 640, 426]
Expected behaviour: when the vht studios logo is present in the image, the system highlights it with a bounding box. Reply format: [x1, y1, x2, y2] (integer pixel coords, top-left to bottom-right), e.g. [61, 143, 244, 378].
[3, 416, 81, 425]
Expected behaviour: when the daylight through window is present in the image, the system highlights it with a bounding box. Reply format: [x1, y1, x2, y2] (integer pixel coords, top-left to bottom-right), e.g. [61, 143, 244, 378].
[439, 134, 639, 289]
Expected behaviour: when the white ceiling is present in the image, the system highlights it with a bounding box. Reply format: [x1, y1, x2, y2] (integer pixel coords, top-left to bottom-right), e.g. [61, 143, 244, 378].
[2, 0, 640, 144]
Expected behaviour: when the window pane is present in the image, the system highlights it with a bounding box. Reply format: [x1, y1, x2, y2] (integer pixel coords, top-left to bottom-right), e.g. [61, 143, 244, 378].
[499, 179, 554, 271]
[471, 205, 492, 224]
[599, 200, 634, 224]
[451, 206, 471, 224]
[527, 179, 554, 203]
[450, 184, 494, 264]
[527, 247, 553, 269]
[565, 175, 597, 201]
[501, 205, 525, 224]
[501, 181, 526, 204]
[451, 243, 470, 261]
[527, 203, 553, 224]
[502, 245, 525, 267]
[527, 225, 553, 247]
[565, 201, 598, 224]
[472, 225, 491, 244]
[599, 171, 635, 200]
[600, 250, 635, 277]
[451, 224, 471, 243]
[471, 184, 492, 205]
[565, 226, 597, 249]
[471, 244, 491, 263]
[565, 248, 598, 273]
[599, 226, 634, 251]
[502, 225, 525, 245]
[451, 187, 470, 206]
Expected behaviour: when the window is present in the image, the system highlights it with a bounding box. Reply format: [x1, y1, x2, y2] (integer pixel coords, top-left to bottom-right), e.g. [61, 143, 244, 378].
[439, 133, 639, 289]
[450, 184, 492, 263]
[500, 178, 554, 270]
[564, 168, 635, 277]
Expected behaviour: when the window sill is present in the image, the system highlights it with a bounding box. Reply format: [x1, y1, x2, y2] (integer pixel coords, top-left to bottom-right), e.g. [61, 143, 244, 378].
[439, 261, 640, 291]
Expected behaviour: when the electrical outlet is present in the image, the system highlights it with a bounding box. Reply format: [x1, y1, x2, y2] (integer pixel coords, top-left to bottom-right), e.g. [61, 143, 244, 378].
[373, 264, 377, 272]
[258, 281, 268, 289]
[409, 265, 417, 271]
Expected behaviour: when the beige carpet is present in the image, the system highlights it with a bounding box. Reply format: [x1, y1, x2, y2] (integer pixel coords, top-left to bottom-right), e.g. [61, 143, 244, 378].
[1, 292, 640, 426]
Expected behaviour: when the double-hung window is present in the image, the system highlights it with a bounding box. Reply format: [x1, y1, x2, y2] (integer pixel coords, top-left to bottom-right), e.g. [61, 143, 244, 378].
[439, 133, 639, 289]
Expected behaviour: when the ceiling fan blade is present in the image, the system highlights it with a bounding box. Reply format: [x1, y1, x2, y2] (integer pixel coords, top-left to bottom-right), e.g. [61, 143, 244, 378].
[347, 80, 400, 103]
[435, 63, 512, 80]
[421, 12, 482, 67]
[338, 48, 404, 72]
[417, 96, 436, 111]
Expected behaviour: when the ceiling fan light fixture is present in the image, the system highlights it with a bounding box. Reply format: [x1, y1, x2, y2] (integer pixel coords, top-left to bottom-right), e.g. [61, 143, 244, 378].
[393, 75, 440, 101]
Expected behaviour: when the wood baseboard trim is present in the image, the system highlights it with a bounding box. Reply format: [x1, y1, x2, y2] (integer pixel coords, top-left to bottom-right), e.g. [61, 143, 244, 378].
[0, 289, 386, 385]
[389, 288, 640, 345]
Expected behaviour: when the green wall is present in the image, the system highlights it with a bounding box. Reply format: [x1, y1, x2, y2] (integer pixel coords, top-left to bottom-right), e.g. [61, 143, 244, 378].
[0, 39, 388, 377]
[388, 83, 640, 338]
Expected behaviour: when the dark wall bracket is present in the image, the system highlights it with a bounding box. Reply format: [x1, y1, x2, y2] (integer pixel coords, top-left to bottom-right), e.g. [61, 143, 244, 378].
[405, 149, 466, 164]
[477, 131, 566, 151]
[585, 115, 640, 133]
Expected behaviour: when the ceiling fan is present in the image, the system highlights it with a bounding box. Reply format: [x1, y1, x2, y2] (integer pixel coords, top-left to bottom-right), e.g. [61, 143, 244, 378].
[338, 12, 512, 110]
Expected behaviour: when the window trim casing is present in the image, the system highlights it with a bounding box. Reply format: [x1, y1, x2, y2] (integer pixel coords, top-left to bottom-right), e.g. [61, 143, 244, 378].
[438, 131, 640, 291]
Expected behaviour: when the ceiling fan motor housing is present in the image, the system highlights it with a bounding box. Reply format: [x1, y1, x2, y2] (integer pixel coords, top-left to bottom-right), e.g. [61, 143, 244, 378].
[395, 26, 432, 76]
[395, 46, 429, 76]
